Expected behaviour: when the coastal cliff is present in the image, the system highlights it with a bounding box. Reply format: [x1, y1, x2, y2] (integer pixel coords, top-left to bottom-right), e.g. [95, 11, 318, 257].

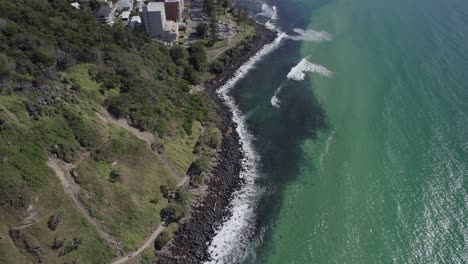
[0, 0, 275, 263]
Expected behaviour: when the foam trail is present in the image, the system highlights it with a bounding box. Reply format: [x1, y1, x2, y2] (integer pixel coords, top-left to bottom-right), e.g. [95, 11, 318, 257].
[319, 130, 335, 168]
[205, 33, 286, 264]
[287, 57, 334, 81]
[271, 82, 287, 108]
[287, 28, 333, 42]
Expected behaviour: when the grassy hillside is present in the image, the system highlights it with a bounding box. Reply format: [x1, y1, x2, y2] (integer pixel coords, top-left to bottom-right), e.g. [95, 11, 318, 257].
[0, 0, 221, 263]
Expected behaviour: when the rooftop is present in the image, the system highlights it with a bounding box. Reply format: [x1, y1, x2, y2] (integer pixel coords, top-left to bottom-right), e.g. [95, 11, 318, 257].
[120, 11, 131, 20]
[147, 2, 165, 12]
[93, 6, 113, 17]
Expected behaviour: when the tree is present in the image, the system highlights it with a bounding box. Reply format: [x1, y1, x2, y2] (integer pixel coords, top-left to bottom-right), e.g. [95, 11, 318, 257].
[188, 42, 207, 72]
[170, 45, 188, 66]
[208, 15, 218, 45]
[222, 0, 232, 9]
[239, 7, 249, 31]
[204, 0, 215, 17]
[160, 203, 185, 223]
[196, 22, 208, 38]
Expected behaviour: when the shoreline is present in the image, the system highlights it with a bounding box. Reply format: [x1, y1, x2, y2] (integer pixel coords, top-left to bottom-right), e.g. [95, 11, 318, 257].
[157, 24, 277, 263]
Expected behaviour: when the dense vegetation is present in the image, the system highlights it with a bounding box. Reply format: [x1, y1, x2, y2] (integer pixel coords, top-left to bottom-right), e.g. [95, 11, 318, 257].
[0, 0, 216, 135]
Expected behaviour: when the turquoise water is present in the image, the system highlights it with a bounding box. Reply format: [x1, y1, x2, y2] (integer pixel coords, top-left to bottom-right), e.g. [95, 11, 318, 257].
[225, 0, 468, 262]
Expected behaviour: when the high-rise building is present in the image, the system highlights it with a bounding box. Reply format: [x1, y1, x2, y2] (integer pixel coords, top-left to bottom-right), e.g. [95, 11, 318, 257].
[140, 2, 166, 39]
[140, 2, 178, 41]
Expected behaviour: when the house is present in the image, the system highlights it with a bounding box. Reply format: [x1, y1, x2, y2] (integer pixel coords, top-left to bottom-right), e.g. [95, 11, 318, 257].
[120, 11, 131, 26]
[93, 5, 116, 25]
[116, 0, 132, 11]
[128, 16, 142, 29]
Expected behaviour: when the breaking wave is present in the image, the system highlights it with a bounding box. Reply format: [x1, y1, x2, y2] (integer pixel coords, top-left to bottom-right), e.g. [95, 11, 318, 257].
[258, 3, 278, 20]
[287, 57, 334, 81]
[287, 28, 333, 42]
[205, 33, 286, 263]
[270, 58, 333, 108]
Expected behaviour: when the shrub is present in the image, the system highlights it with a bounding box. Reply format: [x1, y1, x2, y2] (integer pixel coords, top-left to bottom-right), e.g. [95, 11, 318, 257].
[209, 60, 224, 74]
[154, 230, 171, 250]
[47, 211, 64, 231]
[52, 236, 66, 250]
[32, 47, 55, 66]
[50, 142, 80, 163]
[160, 184, 175, 199]
[64, 111, 105, 148]
[187, 156, 210, 177]
[160, 203, 185, 223]
[109, 169, 122, 183]
[59, 237, 82, 256]
[205, 127, 222, 149]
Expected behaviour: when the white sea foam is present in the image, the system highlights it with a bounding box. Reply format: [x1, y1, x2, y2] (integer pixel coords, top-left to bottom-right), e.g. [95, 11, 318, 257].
[287, 57, 334, 81]
[287, 28, 333, 42]
[258, 3, 278, 20]
[270, 95, 280, 108]
[265, 20, 277, 31]
[270, 83, 286, 108]
[205, 33, 287, 264]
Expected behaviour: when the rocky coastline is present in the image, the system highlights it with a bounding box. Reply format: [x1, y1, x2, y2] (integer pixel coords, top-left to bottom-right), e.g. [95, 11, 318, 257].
[157, 24, 277, 263]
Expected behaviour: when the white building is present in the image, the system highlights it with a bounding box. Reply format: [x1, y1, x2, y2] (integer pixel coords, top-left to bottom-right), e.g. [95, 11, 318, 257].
[129, 16, 142, 29]
[140, 2, 178, 41]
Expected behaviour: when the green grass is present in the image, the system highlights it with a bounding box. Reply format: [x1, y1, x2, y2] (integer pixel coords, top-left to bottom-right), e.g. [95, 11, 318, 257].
[163, 121, 201, 175]
[0, 91, 116, 263]
[76, 124, 176, 251]
[60, 64, 105, 105]
[0, 70, 134, 262]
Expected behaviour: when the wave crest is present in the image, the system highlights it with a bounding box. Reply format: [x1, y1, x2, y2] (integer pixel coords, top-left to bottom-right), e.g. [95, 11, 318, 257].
[287, 57, 334, 81]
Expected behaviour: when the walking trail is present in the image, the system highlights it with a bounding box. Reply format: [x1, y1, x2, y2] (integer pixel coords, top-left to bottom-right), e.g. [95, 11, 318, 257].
[96, 109, 188, 263]
[48, 109, 190, 263]
[47, 153, 124, 252]
[95, 110, 188, 186]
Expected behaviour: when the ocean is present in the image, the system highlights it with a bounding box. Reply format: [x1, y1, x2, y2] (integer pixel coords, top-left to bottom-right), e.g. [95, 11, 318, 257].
[207, 0, 468, 263]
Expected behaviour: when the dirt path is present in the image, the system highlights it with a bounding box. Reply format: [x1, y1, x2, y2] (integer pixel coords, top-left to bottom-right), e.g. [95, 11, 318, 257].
[95, 110, 185, 183]
[110, 224, 165, 264]
[47, 155, 123, 252]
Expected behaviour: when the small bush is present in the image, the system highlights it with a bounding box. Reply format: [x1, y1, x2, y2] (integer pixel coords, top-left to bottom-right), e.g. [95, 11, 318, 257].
[187, 156, 210, 177]
[47, 211, 64, 231]
[154, 230, 171, 250]
[109, 169, 122, 183]
[160, 203, 185, 223]
[51, 236, 66, 250]
[160, 184, 175, 199]
[32, 47, 55, 66]
[59, 237, 82, 256]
